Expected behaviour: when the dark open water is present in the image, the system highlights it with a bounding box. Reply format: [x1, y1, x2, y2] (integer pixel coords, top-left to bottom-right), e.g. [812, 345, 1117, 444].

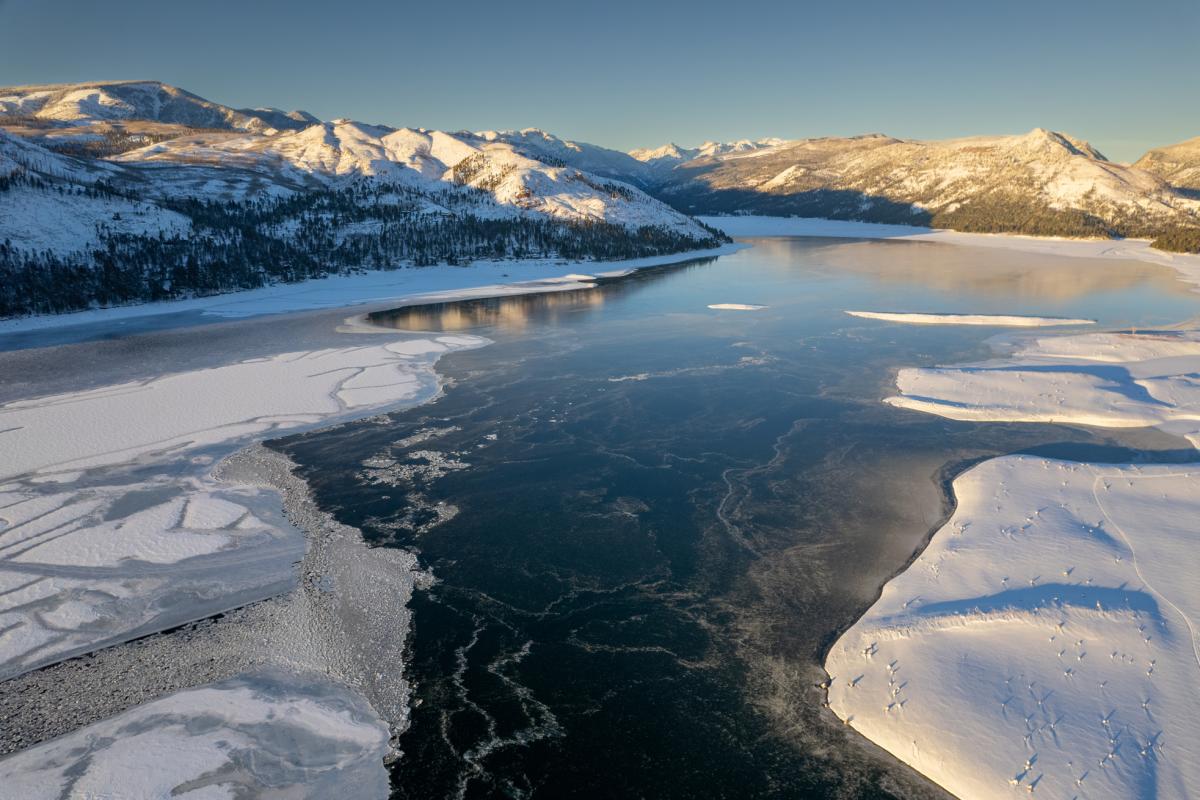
[278, 237, 1200, 799]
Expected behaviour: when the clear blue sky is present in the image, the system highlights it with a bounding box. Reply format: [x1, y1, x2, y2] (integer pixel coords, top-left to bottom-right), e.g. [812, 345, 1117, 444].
[1, 0, 1196, 162]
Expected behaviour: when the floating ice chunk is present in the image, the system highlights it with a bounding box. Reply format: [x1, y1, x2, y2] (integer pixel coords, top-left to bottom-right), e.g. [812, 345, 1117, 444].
[182, 494, 248, 529]
[708, 303, 767, 311]
[886, 329, 1200, 444]
[845, 310, 1095, 327]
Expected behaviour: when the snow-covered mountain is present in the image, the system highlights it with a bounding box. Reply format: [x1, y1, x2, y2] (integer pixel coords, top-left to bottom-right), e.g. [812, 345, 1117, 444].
[1133, 135, 1200, 193]
[5, 78, 1199, 318]
[0, 82, 724, 318]
[640, 130, 1200, 237]
[0, 81, 317, 133]
[629, 138, 786, 166]
[474, 128, 651, 184]
[0, 130, 190, 256]
[0, 80, 712, 239]
[105, 121, 701, 234]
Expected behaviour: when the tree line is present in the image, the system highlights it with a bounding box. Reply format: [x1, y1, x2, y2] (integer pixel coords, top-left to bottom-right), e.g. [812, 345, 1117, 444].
[0, 179, 726, 318]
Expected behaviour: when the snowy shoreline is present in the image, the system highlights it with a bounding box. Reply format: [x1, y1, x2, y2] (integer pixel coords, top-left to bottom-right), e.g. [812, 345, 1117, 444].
[0, 244, 745, 338]
[0, 331, 489, 793]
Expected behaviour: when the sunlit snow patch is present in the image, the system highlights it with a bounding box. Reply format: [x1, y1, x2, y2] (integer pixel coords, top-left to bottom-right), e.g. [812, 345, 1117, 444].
[827, 326, 1200, 799]
[846, 310, 1095, 326]
[887, 329, 1200, 447]
[825, 456, 1200, 800]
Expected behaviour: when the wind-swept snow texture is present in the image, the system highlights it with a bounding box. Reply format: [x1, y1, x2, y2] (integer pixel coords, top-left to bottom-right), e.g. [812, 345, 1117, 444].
[0, 669, 391, 799]
[845, 311, 1095, 327]
[827, 326, 1200, 799]
[826, 455, 1200, 799]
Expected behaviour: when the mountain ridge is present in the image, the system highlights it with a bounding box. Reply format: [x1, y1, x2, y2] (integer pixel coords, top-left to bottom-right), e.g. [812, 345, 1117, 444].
[0, 82, 726, 318]
[1134, 135, 1200, 193]
[0, 80, 317, 133]
[4, 79, 1200, 319]
[635, 128, 1200, 240]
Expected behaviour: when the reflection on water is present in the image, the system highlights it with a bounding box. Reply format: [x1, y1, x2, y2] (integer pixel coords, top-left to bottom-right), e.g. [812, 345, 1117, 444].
[751, 237, 1199, 327]
[282, 237, 1200, 799]
[766, 236, 1192, 298]
[369, 259, 716, 334]
[371, 286, 607, 333]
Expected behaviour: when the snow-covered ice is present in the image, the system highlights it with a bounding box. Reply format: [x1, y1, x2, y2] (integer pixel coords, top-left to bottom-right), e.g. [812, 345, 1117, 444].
[0, 669, 392, 799]
[825, 456, 1200, 799]
[0, 474, 306, 680]
[845, 311, 1095, 327]
[828, 323, 1200, 799]
[887, 330, 1200, 448]
[0, 338, 485, 477]
[0, 333, 488, 679]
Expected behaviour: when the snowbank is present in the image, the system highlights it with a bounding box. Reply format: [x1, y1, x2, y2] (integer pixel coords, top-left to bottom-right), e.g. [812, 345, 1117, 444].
[845, 311, 1094, 327]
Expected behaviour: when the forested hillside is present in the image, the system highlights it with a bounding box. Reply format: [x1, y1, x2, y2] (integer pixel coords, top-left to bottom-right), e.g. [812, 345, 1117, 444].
[0, 82, 725, 319]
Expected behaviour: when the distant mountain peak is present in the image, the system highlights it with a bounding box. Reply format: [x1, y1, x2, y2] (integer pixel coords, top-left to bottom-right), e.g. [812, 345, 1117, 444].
[630, 138, 786, 165]
[1013, 127, 1107, 160]
[1134, 135, 1200, 191]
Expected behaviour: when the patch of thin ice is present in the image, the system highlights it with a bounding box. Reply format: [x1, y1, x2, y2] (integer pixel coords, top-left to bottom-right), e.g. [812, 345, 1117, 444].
[0, 333, 489, 679]
[0, 670, 392, 799]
